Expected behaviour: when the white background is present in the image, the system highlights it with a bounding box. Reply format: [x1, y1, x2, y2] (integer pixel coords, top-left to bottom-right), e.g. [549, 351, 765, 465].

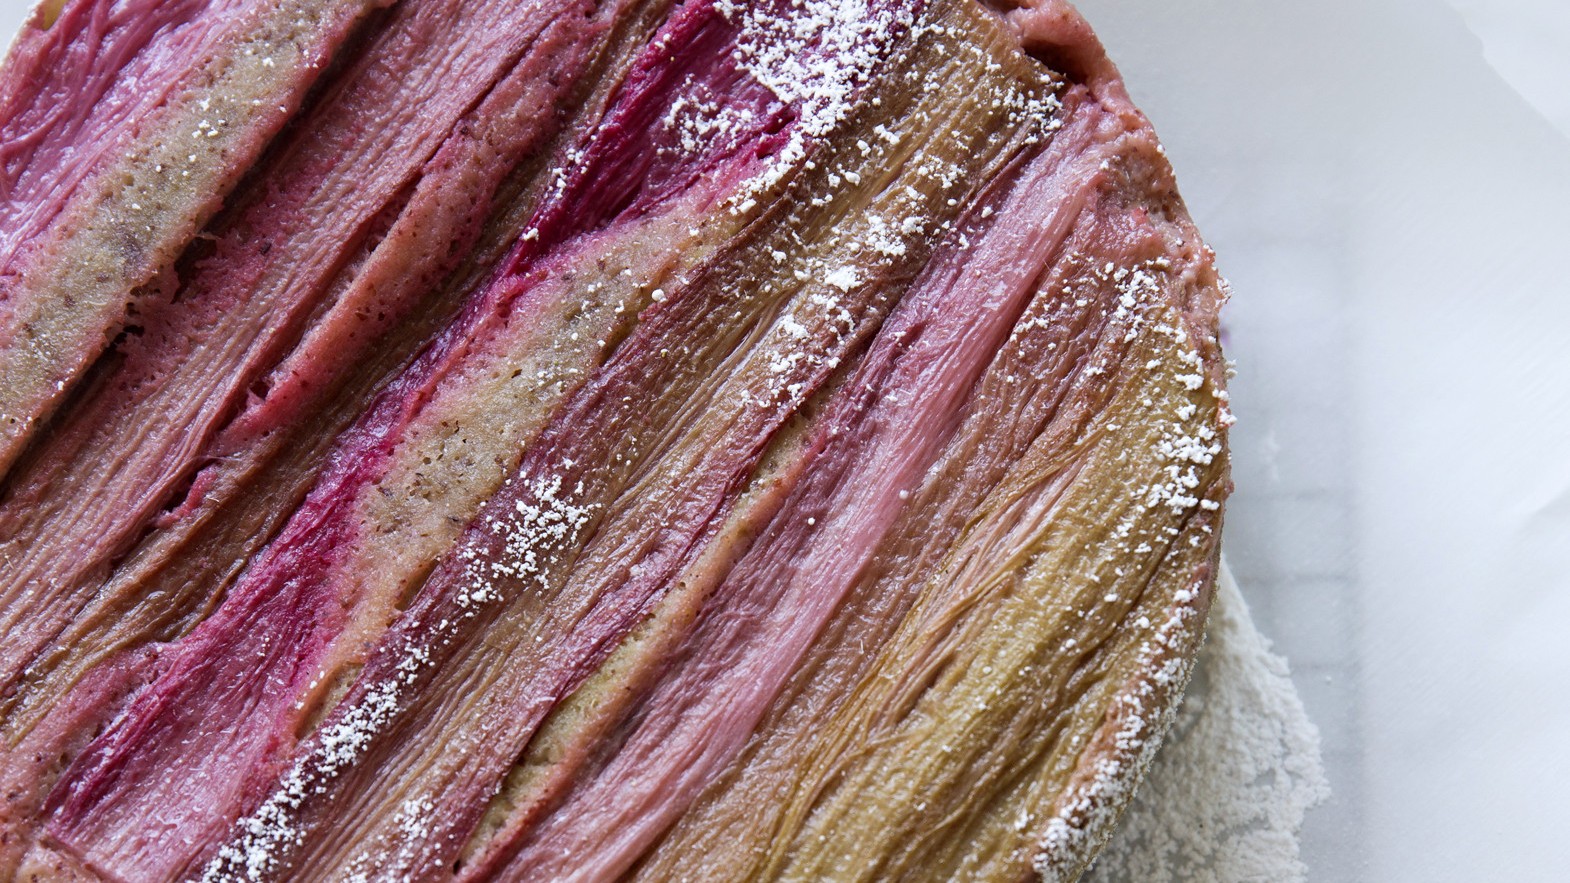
[4, 1, 1569, 880]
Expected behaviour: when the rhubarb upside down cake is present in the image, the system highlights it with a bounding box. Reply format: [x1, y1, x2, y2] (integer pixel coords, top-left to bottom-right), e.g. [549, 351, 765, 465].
[0, 0, 1232, 879]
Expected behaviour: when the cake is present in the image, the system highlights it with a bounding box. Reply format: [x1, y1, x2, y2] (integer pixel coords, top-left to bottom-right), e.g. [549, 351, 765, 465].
[0, 0, 1231, 879]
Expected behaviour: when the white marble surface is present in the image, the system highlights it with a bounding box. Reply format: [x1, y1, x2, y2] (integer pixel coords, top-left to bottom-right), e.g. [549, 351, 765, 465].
[1446, 0, 1570, 139]
[5, 1, 1569, 880]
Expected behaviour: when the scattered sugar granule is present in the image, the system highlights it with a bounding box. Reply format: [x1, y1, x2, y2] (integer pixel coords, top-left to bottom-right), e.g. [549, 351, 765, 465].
[1082, 568, 1329, 883]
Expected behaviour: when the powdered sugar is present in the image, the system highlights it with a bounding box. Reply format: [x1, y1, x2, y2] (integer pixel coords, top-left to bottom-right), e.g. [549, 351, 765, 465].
[1035, 579, 1202, 883]
[719, 0, 918, 204]
[199, 473, 600, 881]
[723, 0, 906, 139]
[1085, 565, 1329, 882]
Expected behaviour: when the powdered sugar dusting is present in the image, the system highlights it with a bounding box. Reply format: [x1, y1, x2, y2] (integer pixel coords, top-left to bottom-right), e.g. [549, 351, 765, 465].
[1086, 566, 1329, 883]
[1026, 251, 1242, 879]
[723, 0, 906, 138]
[341, 795, 436, 883]
[1033, 577, 1203, 883]
[199, 474, 599, 881]
[199, 652, 417, 883]
[719, 0, 918, 202]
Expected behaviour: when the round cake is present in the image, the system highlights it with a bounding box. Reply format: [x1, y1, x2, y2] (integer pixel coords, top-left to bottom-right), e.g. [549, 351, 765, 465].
[0, 0, 1230, 879]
